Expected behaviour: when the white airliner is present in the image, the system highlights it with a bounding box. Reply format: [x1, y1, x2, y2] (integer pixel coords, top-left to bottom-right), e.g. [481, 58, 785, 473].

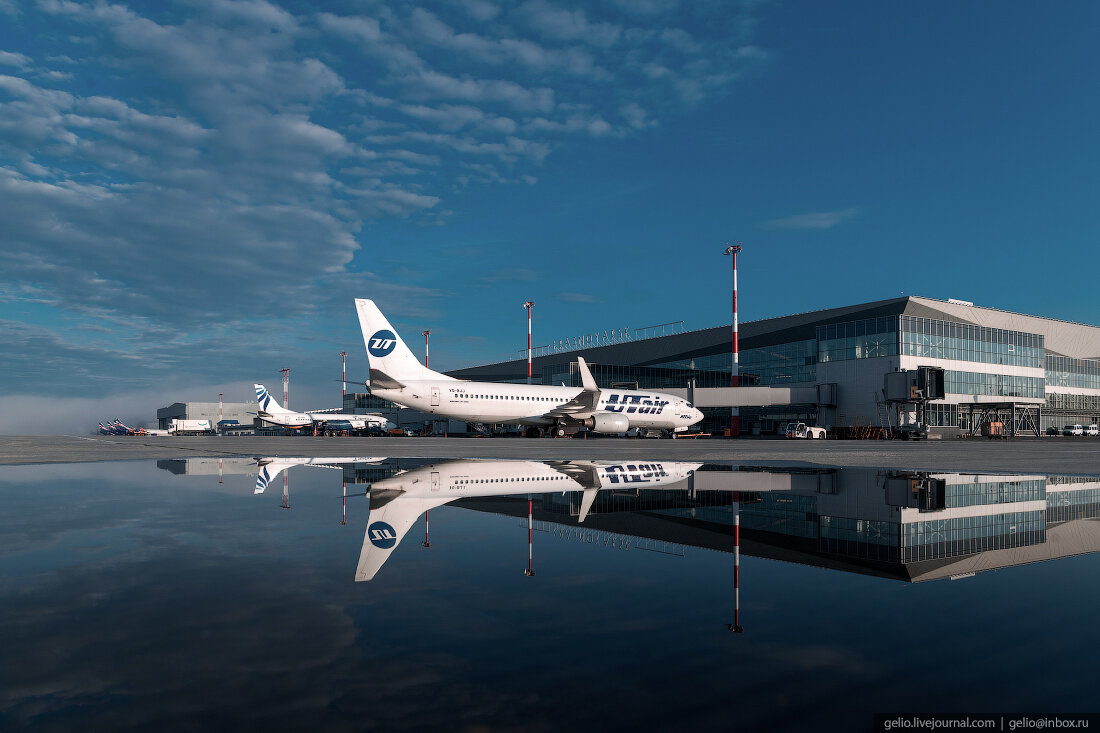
[356, 458, 702, 581]
[253, 455, 386, 494]
[354, 299, 704, 437]
[254, 384, 394, 433]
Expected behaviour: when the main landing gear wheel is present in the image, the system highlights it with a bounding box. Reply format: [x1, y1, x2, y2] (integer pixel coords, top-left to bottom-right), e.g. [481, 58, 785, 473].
[553, 426, 567, 438]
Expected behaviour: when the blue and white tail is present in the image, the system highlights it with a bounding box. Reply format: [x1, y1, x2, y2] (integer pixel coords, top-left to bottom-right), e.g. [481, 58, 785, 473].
[354, 496, 450, 581]
[255, 384, 293, 415]
[354, 299, 453, 384]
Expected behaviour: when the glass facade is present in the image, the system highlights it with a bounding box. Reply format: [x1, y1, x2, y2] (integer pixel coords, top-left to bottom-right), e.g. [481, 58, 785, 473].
[819, 516, 898, 561]
[945, 479, 1043, 508]
[925, 403, 958, 427]
[900, 316, 1043, 367]
[738, 339, 817, 384]
[944, 371, 1043, 398]
[1045, 487, 1100, 523]
[344, 392, 398, 410]
[1046, 355, 1100, 390]
[901, 511, 1045, 562]
[816, 316, 899, 362]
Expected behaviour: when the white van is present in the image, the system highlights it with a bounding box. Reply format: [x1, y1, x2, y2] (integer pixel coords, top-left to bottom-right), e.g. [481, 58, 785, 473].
[1087, 425, 1099, 437]
[1063, 424, 1084, 436]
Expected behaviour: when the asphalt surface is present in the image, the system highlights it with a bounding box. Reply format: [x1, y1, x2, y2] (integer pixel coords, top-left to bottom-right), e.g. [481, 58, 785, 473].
[2, 434, 1099, 475]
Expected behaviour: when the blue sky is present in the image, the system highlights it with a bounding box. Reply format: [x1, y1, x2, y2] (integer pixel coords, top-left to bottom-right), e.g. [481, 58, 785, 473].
[1, 0, 1098, 432]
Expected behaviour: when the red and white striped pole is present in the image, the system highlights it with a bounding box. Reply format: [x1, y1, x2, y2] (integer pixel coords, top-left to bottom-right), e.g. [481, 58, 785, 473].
[729, 490, 744, 633]
[218, 393, 223, 424]
[422, 330, 430, 368]
[341, 351, 347, 398]
[524, 495, 535, 576]
[523, 301, 534, 385]
[280, 368, 290, 409]
[724, 243, 743, 437]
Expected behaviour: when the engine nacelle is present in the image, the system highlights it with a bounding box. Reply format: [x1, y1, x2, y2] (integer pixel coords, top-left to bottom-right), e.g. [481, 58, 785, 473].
[585, 413, 630, 434]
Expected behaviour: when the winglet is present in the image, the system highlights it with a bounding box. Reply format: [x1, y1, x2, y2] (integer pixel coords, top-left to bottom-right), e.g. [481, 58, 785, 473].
[576, 356, 599, 392]
[578, 487, 599, 523]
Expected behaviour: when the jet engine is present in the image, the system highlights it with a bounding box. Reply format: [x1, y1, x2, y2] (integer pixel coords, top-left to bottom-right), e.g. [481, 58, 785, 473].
[585, 413, 630, 434]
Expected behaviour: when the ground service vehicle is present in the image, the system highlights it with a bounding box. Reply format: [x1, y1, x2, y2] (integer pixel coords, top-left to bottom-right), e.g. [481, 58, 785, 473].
[1087, 425, 1099, 437]
[170, 419, 214, 435]
[1063, 424, 1084, 436]
[786, 422, 826, 439]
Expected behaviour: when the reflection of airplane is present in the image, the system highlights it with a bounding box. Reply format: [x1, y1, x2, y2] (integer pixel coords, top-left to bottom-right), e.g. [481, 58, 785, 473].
[254, 384, 394, 433]
[356, 459, 702, 581]
[254, 456, 387, 494]
[354, 299, 704, 437]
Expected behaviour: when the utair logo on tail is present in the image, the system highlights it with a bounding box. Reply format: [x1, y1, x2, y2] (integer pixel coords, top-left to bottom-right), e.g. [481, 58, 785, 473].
[368, 521, 398, 548]
[368, 330, 397, 357]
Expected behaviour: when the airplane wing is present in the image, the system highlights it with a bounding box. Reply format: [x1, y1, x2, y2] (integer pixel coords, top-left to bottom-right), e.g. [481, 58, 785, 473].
[545, 461, 601, 523]
[546, 356, 601, 419]
[355, 495, 451, 582]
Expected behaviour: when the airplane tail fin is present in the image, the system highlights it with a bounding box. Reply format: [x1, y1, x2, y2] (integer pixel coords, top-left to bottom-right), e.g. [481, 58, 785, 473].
[354, 299, 453, 383]
[254, 384, 293, 415]
[355, 495, 449, 582]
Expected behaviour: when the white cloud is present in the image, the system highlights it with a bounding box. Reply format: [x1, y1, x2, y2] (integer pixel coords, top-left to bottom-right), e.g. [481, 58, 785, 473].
[1, 0, 768, 405]
[0, 50, 31, 68]
[557, 292, 602, 303]
[761, 208, 861, 230]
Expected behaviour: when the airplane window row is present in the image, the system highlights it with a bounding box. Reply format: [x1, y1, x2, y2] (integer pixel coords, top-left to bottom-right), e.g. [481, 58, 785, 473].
[469, 395, 565, 403]
[459, 476, 555, 483]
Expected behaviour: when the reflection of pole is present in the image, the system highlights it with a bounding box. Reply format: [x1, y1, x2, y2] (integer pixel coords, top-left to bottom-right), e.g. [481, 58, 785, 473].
[724, 243, 742, 437]
[341, 481, 346, 525]
[423, 510, 431, 548]
[728, 490, 744, 633]
[524, 496, 535, 576]
[281, 472, 290, 510]
[218, 457, 223, 484]
[523, 301, 534, 385]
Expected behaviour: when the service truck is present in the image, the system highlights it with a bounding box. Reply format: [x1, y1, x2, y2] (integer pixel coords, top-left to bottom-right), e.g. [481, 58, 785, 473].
[785, 422, 827, 439]
[169, 419, 214, 435]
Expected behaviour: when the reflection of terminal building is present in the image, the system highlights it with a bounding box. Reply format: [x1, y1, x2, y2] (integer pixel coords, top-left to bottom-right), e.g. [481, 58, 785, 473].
[429, 296, 1100, 437]
[453, 466, 1100, 583]
[160, 457, 1100, 583]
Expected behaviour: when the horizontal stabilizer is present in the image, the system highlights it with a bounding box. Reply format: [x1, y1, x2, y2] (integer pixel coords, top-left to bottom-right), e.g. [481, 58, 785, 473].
[369, 369, 405, 390]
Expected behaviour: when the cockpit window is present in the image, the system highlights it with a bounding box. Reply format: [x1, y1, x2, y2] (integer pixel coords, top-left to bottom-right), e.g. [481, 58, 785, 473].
[686, 402, 694, 408]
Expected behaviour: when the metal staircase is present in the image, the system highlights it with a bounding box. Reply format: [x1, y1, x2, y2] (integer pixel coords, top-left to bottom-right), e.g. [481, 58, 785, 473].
[876, 390, 894, 439]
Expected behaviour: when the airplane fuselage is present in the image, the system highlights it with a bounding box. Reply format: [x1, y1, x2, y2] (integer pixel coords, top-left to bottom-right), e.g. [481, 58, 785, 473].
[372, 459, 700, 499]
[258, 411, 388, 430]
[369, 380, 699, 432]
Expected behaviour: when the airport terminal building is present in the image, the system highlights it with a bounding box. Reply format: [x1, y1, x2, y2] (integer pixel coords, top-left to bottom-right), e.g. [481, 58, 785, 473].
[439, 296, 1100, 437]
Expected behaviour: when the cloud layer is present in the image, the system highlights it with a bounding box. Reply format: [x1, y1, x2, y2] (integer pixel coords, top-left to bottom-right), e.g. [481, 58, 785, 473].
[0, 0, 764, 427]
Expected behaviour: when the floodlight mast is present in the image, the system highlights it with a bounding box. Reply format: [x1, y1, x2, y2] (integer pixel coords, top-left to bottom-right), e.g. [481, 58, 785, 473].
[523, 301, 535, 385]
[723, 243, 743, 437]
